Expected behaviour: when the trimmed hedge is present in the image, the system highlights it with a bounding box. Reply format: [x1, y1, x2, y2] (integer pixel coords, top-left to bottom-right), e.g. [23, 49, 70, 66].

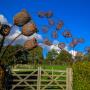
[73, 61, 90, 90]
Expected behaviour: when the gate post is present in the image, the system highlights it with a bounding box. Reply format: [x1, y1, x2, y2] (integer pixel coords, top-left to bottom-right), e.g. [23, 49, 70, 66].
[37, 67, 41, 90]
[66, 68, 73, 90]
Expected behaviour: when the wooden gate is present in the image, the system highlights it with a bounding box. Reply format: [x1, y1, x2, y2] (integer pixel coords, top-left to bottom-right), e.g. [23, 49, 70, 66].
[10, 67, 73, 90]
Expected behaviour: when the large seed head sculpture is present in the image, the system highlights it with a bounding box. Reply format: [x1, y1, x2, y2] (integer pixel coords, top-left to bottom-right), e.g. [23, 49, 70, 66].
[62, 30, 72, 38]
[43, 38, 52, 46]
[22, 21, 37, 36]
[52, 31, 58, 38]
[45, 11, 53, 18]
[14, 9, 31, 27]
[56, 20, 64, 30]
[58, 42, 65, 50]
[0, 24, 11, 36]
[24, 38, 38, 50]
[48, 19, 55, 26]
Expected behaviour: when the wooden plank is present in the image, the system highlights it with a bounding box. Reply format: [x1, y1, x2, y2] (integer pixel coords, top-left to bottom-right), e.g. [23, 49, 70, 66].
[66, 68, 73, 90]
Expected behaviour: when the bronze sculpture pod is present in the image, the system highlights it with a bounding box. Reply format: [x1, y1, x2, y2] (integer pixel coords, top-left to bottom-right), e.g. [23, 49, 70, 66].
[56, 20, 64, 30]
[24, 38, 38, 50]
[52, 31, 58, 38]
[22, 21, 37, 36]
[58, 42, 65, 49]
[0, 24, 11, 36]
[62, 30, 72, 38]
[43, 38, 52, 46]
[14, 9, 31, 27]
[48, 19, 55, 26]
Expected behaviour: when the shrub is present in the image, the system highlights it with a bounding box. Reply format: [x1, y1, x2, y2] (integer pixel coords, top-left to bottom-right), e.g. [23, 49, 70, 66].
[73, 61, 90, 90]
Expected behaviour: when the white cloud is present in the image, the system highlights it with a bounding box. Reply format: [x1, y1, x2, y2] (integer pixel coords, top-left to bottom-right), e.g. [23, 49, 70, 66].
[4, 25, 43, 46]
[50, 44, 61, 53]
[69, 50, 77, 56]
[0, 15, 8, 24]
[52, 40, 59, 45]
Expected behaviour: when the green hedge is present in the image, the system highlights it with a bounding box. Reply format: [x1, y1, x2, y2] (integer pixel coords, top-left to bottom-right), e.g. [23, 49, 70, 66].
[73, 61, 90, 90]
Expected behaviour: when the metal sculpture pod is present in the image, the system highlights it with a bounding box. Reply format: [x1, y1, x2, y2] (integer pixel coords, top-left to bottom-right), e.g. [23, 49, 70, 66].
[42, 25, 49, 33]
[0, 24, 11, 53]
[0, 24, 11, 36]
[52, 31, 58, 38]
[58, 42, 65, 49]
[45, 11, 53, 18]
[22, 21, 37, 36]
[24, 38, 38, 50]
[62, 30, 72, 38]
[56, 20, 64, 30]
[78, 38, 84, 43]
[69, 38, 78, 48]
[38, 11, 53, 18]
[48, 19, 55, 26]
[38, 11, 46, 18]
[43, 38, 52, 46]
[14, 9, 31, 27]
[85, 46, 90, 53]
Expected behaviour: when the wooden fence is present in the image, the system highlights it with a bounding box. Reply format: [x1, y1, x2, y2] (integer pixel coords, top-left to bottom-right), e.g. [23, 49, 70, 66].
[10, 67, 73, 90]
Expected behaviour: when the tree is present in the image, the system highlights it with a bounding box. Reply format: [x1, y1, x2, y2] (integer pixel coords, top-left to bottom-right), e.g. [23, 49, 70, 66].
[46, 49, 58, 65]
[56, 50, 72, 65]
[28, 46, 43, 64]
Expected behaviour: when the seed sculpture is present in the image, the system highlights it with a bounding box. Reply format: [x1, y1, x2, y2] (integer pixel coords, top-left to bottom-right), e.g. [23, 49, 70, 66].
[38, 11, 46, 18]
[0, 24, 11, 53]
[42, 25, 49, 33]
[24, 38, 38, 50]
[0, 24, 11, 36]
[1, 11, 37, 58]
[78, 38, 84, 43]
[14, 9, 31, 27]
[56, 20, 64, 30]
[45, 11, 53, 18]
[62, 30, 72, 38]
[52, 31, 58, 38]
[43, 38, 52, 46]
[48, 19, 55, 26]
[38, 11, 53, 18]
[58, 42, 65, 50]
[69, 38, 78, 48]
[0, 9, 39, 90]
[22, 21, 37, 36]
[85, 46, 90, 53]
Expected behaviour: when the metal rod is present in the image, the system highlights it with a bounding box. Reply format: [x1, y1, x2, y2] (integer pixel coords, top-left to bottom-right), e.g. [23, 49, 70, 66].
[0, 36, 5, 53]
[0, 33, 22, 58]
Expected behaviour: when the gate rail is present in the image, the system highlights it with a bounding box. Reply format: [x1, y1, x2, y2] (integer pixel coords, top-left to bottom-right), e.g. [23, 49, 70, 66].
[10, 67, 73, 90]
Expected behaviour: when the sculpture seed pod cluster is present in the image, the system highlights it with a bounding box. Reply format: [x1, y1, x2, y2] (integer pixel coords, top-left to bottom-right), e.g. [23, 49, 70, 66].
[22, 22, 37, 36]
[56, 21, 64, 30]
[43, 38, 52, 46]
[58, 42, 65, 49]
[0, 24, 11, 36]
[38, 11, 53, 18]
[52, 31, 58, 38]
[14, 9, 31, 27]
[45, 11, 53, 18]
[48, 19, 55, 26]
[85, 47, 90, 53]
[62, 30, 72, 38]
[38, 11, 45, 18]
[42, 26, 48, 33]
[69, 38, 78, 48]
[24, 38, 38, 50]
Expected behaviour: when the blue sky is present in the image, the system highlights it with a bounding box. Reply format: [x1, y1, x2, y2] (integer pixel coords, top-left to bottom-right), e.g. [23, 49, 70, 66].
[0, 0, 90, 54]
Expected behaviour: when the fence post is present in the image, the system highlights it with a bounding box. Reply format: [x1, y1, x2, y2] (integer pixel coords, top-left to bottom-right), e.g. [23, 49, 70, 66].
[66, 68, 73, 90]
[37, 67, 41, 90]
